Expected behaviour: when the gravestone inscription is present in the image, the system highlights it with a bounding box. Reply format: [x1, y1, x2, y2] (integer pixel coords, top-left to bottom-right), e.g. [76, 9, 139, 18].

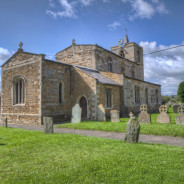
[71, 104, 82, 123]
[176, 106, 184, 125]
[125, 113, 140, 143]
[138, 104, 150, 124]
[157, 105, 170, 124]
[110, 110, 120, 122]
[43, 117, 53, 133]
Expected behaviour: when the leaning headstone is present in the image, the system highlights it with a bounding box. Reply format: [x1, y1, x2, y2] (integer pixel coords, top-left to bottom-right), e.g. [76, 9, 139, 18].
[110, 110, 120, 122]
[138, 104, 150, 124]
[125, 113, 140, 143]
[176, 106, 184, 125]
[43, 117, 53, 133]
[71, 104, 82, 123]
[173, 104, 180, 113]
[2, 118, 8, 128]
[157, 105, 170, 124]
[97, 104, 106, 122]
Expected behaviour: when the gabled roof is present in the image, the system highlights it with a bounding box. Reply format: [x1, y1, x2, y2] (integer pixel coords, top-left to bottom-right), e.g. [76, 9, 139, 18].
[77, 66, 123, 86]
[1, 50, 45, 67]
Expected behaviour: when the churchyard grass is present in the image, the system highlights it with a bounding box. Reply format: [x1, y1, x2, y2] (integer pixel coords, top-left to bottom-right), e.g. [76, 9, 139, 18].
[57, 108, 184, 137]
[0, 127, 184, 184]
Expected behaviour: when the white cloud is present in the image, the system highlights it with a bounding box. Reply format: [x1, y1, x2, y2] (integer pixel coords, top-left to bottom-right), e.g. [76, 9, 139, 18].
[79, 0, 94, 6]
[121, 0, 168, 20]
[46, 0, 77, 18]
[49, 0, 55, 7]
[108, 21, 121, 31]
[140, 41, 184, 95]
[130, 0, 155, 20]
[0, 47, 12, 65]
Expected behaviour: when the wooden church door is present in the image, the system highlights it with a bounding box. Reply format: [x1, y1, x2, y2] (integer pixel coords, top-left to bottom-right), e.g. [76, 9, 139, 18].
[79, 96, 87, 118]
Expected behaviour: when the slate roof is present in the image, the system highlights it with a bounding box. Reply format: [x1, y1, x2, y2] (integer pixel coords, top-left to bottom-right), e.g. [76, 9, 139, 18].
[77, 66, 123, 86]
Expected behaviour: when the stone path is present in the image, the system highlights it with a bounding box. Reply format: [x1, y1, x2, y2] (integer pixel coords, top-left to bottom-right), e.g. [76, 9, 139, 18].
[1, 124, 184, 147]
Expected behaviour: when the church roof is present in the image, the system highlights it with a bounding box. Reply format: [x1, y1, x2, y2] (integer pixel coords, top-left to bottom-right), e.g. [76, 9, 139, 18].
[77, 66, 123, 86]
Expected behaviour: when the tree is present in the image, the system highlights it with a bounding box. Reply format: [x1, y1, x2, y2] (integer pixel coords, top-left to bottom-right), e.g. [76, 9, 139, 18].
[177, 81, 184, 103]
[162, 96, 170, 104]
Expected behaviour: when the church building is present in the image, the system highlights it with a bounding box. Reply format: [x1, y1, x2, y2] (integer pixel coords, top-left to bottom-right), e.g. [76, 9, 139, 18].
[1, 35, 161, 125]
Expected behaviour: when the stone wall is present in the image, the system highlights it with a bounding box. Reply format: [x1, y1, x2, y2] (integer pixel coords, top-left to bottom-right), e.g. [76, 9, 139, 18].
[123, 77, 161, 116]
[1, 51, 43, 125]
[55, 44, 96, 69]
[42, 61, 97, 122]
[95, 46, 144, 80]
[72, 67, 97, 119]
[97, 83, 121, 119]
[42, 60, 72, 122]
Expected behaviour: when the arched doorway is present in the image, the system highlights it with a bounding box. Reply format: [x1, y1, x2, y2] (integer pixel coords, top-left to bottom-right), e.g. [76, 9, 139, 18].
[79, 96, 87, 118]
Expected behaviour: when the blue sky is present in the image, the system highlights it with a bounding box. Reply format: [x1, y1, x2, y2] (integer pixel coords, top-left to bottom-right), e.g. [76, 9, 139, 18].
[0, 0, 184, 95]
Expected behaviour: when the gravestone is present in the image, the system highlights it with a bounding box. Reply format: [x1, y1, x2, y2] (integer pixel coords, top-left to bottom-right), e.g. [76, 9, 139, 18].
[125, 113, 140, 143]
[157, 105, 170, 124]
[2, 118, 8, 128]
[71, 103, 82, 123]
[138, 104, 150, 124]
[110, 110, 120, 122]
[176, 106, 184, 125]
[173, 104, 180, 113]
[43, 117, 53, 133]
[97, 104, 106, 122]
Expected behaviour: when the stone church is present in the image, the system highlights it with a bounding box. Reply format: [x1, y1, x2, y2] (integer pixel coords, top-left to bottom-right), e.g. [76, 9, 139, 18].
[1, 35, 161, 125]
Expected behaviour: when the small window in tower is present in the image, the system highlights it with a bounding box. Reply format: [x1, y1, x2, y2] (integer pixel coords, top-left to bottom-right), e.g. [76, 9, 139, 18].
[120, 50, 125, 58]
[145, 88, 148, 104]
[137, 50, 140, 63]
[131, 67, 135, 78]
[108, 63, 112, 72]
[135, 86, 140, 104]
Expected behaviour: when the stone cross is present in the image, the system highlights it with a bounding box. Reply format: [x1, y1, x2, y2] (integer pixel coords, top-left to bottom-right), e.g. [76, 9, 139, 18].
[139, 104, 150, 124]
[178, 106, 184, 114]
[157, 105, 170, 124]
[19, 42, 23, 50]
[72, 39, 76, 45]
[159, 105, 168, 113]
[129, 112, 134, 118]
[140, 104, 147, 112]
[176, 106, 184, 125]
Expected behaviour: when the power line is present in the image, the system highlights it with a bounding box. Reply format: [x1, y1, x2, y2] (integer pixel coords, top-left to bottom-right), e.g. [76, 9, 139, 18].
[143, 44, 184, 56]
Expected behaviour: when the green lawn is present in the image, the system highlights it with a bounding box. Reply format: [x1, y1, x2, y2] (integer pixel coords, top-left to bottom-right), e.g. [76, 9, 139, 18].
[0, 127, 184, 184]
[57, 108, 184, 137]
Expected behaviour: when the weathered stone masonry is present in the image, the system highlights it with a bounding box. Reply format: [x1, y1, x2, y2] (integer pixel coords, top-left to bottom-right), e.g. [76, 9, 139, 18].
[1, 36, 161, 125]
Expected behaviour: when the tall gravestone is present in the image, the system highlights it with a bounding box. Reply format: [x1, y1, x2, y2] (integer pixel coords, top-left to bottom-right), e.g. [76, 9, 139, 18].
[71, 104, 82, 123]
[157, 105, 170, 124]
[110, 110, 120, 122]
[176, 106, 184, 125]
[138, 104, 150, 124]
[97, 104, 106, 122]
[43, 117, 53, 133]
[125, 113, 140, 143]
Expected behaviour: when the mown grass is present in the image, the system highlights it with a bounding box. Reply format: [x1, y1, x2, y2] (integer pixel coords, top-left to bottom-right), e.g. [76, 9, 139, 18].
[57, 108, 184, 137]
[0, 127, 184, 184]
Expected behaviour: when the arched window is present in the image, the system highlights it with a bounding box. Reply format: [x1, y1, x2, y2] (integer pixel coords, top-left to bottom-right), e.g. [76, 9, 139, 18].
[145, 88, 148, 104]
[13, 76, 25, 105]
[59, 81, 64, 103]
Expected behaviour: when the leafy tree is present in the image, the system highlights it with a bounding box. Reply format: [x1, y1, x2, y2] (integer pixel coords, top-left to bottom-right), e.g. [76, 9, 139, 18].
[177, 81, 184, 103]
[162, 96, 170, 104]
